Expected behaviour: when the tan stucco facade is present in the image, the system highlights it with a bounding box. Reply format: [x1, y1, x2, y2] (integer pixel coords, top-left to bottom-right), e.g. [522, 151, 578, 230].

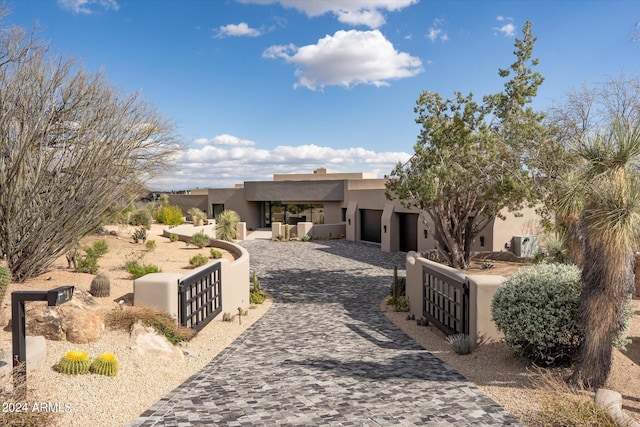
[168, 169, 542, 256]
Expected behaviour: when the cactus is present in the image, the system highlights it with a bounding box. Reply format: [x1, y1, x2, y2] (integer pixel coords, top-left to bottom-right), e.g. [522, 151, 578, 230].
[90, 273, 111, 298]
[90, 353, 119, 376]
[284, 224, 290, 241]
[0, 265, 10, 291]
[132, 227, 147, 243]
[56, 350, 91, 375]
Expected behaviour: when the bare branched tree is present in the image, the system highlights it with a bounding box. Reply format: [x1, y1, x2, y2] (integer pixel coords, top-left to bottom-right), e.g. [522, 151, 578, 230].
[0, 17, 181, 282]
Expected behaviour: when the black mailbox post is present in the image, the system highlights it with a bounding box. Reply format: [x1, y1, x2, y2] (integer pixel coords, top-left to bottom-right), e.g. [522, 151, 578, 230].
[11, 286, 74, 398]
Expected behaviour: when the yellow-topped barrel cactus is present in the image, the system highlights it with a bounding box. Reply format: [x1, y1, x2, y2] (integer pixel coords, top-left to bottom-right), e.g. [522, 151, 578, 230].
[90, 353, 119, 376]
[56, 350, 91, 375]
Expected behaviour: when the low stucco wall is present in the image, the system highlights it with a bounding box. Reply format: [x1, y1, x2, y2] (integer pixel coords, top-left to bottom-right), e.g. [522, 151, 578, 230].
[271, 222, 346, 240]
[135, 226, 251, 323]
[405, 252, 505, 344]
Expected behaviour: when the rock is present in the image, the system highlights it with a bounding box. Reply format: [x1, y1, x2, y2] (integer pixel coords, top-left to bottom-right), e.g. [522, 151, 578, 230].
[0, 336, 47, 379]
[130, 322, 184, 361]
[25, 291, 105, 344]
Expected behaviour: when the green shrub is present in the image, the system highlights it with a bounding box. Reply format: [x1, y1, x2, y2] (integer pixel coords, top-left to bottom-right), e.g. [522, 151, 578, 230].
[215, 210, 240, 242]
[130, 209, 152, 229]
[188, 231, 210, 248]
[92, 240, 109, 257]
[156, 205, 185, 225]
[76, 252, 99, 274]
[491, 263, 583, 365]
[145, 240, 156, 251]
[189, 254, 208, 268]
[210, 248, 223, 259]
[446, 333, 474, 355]
[169, 233, 179, 242]
[125, 260, 161, 279]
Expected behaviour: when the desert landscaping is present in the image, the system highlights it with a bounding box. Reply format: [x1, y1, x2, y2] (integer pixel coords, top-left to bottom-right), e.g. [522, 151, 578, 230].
[0, 224, 639, 426]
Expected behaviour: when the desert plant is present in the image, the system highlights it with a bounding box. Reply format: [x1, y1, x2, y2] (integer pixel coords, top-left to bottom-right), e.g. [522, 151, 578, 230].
[284, 224, 290, 240]
[89, 273, 111, 298]
[491, 263, 583, 365]
[481, 261, 494, 270]
[446, 333, 474, 355]
[105, 306, 194, 344]
[215, 210, 240, 242]
[90, 353, 119, 377]
[187, 207, 207, 225]
[75, 250, 99, 274]
[189, 254, 208, 268]
[169, 233, 179, 242]
[250, 271, 266, 304]
[156, 205, 185, 226]
[222, 312, 234, 322]
[188, 231, 210, 248]
[130, 209, 152, 229]
[210, 248, 223, 259]
[145, 240, 157, 251]
[56, 350, 91, 375]
[301, 234, 311, 242]
[91, 240, 109, 257]
[125, 260, 161, 279]
[0, 265, 10, 301]
[132, 227, 147, 243]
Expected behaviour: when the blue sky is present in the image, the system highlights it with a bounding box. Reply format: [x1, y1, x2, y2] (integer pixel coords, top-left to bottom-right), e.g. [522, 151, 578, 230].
[7, 0, 640, 190]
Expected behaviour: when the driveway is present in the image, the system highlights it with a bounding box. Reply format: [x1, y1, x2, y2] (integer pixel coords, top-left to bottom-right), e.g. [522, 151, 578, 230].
[129, 239, 522, 426]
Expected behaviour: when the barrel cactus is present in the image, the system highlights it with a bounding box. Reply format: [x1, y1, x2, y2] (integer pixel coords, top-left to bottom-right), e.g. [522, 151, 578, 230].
[90, 353, 119, 377]
[56, 350, 91, 375]
[89, 273, 111, 298]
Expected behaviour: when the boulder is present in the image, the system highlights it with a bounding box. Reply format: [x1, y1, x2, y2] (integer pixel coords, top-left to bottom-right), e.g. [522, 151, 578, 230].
[130, 322, 184, 361]
[25, 291, 105, 344]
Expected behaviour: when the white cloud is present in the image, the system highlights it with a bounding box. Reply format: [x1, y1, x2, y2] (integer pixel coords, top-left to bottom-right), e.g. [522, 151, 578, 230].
[426, 18, 448, 43]
[194, 134, 257, 147]
[263, 29, 423, 90]
[148, 139, 411, 190]
[57, 0, 119, 14]
[214, 22, 262, 38]
[237, 0, 418, 29]
[494, 16, 516, 37]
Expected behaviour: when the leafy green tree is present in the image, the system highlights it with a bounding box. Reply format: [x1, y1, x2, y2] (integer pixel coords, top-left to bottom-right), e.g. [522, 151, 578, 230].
[0, 16, 180, 281]
[386, 21, 546, 268]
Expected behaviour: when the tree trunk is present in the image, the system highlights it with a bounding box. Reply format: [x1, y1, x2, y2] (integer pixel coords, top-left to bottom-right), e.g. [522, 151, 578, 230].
[569, 239, 633, 389]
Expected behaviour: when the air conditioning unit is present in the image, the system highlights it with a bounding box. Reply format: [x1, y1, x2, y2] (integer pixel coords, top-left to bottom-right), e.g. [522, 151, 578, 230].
[511, 235, 539, 258]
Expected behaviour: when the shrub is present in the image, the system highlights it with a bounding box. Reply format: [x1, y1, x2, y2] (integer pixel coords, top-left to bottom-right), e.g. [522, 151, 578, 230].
[92, 240, 109, 257]
[189, 254, 208, 268]
[90, 273, 111, 297]
[130, 209, 152, 229]
[447, 333, 474, 355]
[156, 205, 185, 225]
[210, 248, 223, 259]
[216, 210, 240, 241]
[187, 207, 207, 224]
[125, 260, 161, 279]
[188, 231, 210, 248]
[76, 251, 99, 274]
[105, 306, 194, 345]
[145, 239, 156, 251]
[491, 263, 583, 365]
[301, 234, 311, 242]
[169, 233, 179, 242]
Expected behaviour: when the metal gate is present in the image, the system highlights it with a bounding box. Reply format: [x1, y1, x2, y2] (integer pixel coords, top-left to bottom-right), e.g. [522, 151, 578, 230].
[422, 265, 469, 336]
[178, 261, 222, 332]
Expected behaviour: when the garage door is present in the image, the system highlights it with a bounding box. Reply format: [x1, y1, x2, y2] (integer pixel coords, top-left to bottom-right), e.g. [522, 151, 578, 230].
[398, 213, 418, 252]
[360, 209, 382, 243]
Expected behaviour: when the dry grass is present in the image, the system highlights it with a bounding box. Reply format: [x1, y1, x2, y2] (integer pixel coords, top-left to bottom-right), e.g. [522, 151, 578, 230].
[105, 306, 195, 344]
[532, 367, 617, 427]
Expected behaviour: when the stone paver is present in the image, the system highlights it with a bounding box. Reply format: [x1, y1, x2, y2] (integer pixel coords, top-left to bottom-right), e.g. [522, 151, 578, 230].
[129, 239, 523, 426]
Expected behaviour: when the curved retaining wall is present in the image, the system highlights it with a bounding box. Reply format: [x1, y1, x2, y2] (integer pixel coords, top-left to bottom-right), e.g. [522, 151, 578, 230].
[134, 225, 250, 323]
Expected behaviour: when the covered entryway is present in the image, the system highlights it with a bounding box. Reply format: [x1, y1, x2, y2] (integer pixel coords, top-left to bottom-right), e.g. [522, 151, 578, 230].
[398, 213, 418, 252]
[360, 209, 382, 243]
